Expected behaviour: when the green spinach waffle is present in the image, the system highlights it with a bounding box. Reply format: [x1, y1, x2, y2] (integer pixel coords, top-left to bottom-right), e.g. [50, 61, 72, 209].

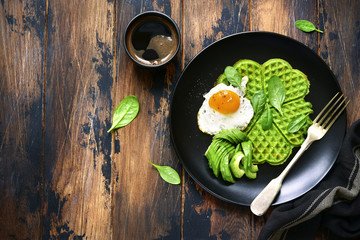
[217, 58, 313, 165]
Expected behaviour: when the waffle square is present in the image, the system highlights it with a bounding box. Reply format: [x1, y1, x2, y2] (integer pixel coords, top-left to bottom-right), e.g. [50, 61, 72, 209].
[247, 113, 293, 165]
[262, 59, 310, 103]
[272, 98, 313, 146]
[217, 58, 313, 165]
[233, 59, 263, 99]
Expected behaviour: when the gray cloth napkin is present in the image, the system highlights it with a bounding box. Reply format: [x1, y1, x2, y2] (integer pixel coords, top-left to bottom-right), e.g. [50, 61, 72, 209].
[258, 119, 360, 240]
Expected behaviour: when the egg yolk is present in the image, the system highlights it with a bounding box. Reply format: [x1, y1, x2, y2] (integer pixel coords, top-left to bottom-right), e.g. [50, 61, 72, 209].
[209, 90, 240, 114]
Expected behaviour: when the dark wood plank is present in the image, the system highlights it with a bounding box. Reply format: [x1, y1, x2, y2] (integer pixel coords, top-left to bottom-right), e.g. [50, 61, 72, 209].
[0, 1, 45, 239]
[1, 1, 357, 240]
[315, 1, 360, 237]
[319, 0, 360, 127]
[184, 179, 257, 239]
[112, 1, 182, 239]
[252, 1, 360, 239]
[182, 1, 258, 239]
[182, 0, 323, 239]
[251, 0, 323, 238]
[183, 0, 250, 59]
[43, 0, 114, 239]
[251, 0, 317, 48]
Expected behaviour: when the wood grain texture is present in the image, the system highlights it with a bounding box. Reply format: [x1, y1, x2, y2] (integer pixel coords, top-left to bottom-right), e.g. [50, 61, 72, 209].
[182, 1, 257, 239]
[0, 0, 45, 239]
[183, 0, 250, 61]
[43, 0, 114, 239]
[251, 0, 317, 52]
[112, 1, 182, 239]
[1, 1, 359, 239]
[319, 0, 360, 127]
[251, 1, 324, 239]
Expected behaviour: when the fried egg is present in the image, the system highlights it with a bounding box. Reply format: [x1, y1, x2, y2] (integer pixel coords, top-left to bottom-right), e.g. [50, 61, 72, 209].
[197, 78, 254, 135]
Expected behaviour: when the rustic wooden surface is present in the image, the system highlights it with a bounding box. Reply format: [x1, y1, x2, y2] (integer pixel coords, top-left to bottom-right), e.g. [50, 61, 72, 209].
[1, 0, 359, 239]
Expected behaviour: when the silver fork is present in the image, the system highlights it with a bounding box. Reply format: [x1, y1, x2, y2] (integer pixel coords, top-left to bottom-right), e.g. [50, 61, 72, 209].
[250, 93, 349, 216]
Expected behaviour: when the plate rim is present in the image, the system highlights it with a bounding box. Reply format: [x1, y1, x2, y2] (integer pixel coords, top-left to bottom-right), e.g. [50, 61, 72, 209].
[170, 31, 346, 206]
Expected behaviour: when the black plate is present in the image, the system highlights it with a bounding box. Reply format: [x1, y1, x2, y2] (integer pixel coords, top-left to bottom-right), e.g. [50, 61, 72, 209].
[170, 32, 346, 206]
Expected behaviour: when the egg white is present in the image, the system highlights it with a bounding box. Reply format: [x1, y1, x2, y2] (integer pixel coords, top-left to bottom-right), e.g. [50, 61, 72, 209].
[197, 81, 254, 135]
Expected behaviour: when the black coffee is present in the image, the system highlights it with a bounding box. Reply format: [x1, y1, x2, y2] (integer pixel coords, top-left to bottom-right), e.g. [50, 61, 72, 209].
[126, 15, 178, 66]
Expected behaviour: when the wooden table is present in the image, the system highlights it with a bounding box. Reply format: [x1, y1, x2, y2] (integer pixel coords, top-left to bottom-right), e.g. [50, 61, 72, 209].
[1, 0, 359, 239]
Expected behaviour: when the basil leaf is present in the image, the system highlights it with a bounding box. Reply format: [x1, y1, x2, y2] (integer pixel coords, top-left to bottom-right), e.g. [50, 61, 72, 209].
[295, 20, 323, 33]
[108, 95, 139, 132]
[287, 114, 309, 133]
[268, 76, 285, 116]
[251, 90, 267, 118]
[224, 66, 241, 88]
[150, 162, 181, 185]
[261, 106, 273, 130]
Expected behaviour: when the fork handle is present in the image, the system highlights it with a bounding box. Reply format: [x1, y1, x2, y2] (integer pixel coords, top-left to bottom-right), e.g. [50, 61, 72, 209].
[250, 177, 283, 216]
[250, 139, 313, 216]
[280, 137, 313, 179]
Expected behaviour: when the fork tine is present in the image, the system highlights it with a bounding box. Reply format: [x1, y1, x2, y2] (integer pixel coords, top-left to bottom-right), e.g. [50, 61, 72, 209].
[313, 92, 339, 123]
[324, 98, 349, 131]
[322, 95, 346, 125]
[314, 92, 349, 130]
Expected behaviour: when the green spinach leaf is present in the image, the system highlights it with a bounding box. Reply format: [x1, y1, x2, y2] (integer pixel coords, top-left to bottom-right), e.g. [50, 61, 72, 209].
[224, 66, 242, 88]
[150, 162, 181, 185]
[108, 95, 139, 132]
[268, 76, 285, 115]
[295, 20, 323, 33]
[287, 114, 309, 133]
[261, 106, 273, 130]
[251, 90, 267, 118]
